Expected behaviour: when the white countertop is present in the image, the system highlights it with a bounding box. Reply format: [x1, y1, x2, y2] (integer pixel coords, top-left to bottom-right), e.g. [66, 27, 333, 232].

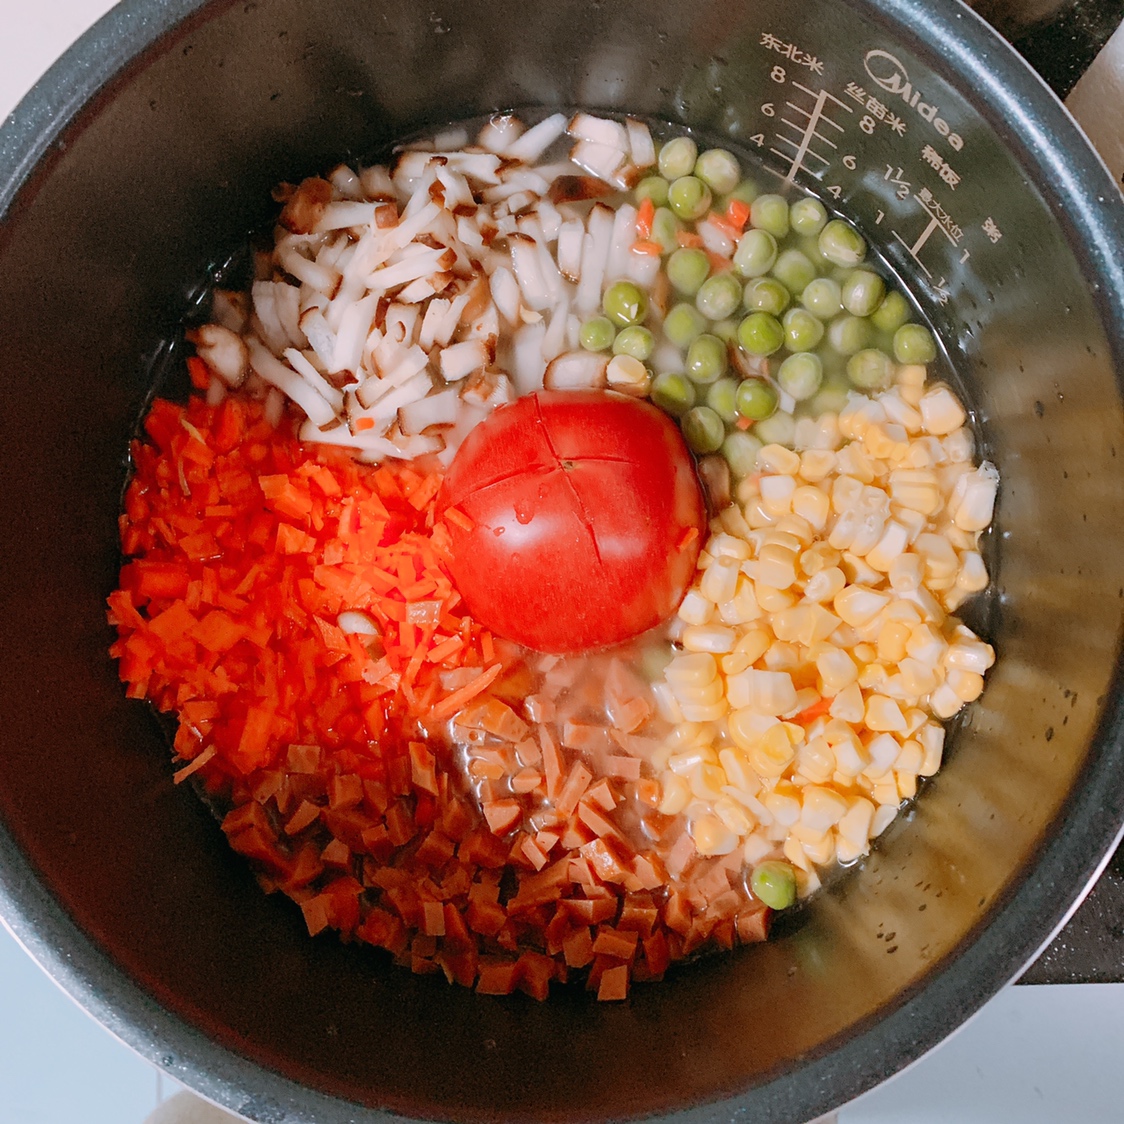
[1, 3, 1122, 1123]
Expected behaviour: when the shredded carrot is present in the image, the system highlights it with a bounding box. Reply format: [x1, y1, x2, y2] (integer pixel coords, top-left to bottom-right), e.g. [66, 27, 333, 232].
[677, 526, 700, 550]
[630, 239, 663, 257]
[635, 196, 655, 239]
[675, 230, 704, 248]
[794, 695, 834, 725]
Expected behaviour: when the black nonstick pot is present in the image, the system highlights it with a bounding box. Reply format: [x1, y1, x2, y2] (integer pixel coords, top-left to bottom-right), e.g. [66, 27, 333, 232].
[1, 1, 1123, 1122]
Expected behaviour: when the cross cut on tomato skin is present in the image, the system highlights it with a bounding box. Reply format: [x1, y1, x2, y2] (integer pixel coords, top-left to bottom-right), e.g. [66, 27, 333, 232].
[437, 390, 707, 653]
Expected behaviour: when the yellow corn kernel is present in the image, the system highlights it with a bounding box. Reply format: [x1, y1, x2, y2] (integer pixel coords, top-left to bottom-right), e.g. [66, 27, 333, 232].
[691, 814, 739, 856]
[719, 628, 771, 676]
[792, 485, 831, 530]
[714, 796, 753, 837]
[699, 556, 741, 604]
[759, 474, 797, 516]
[871, 803, 900, 838]
[754, 543, 799, 590]
[834, 585, 891, 627]
[834, 443, 878, 484]
[816, 646, 858, 693]
[929, 681, 964, 719]
[871, 779, 901, 806]
[896, 363, 927, 403]
[905, 623, 946, 664]
[667, 745, 719, 775]
[717, 575, 762, 626]
[677, 589, 714, 625]
[665, 651, 719, 687]
[757, 443, 801, 476]
[765, 781, 802, 825]
[763, 641, 802, 672]
[864, 421, 909, 461]
[799, 449, 837, 482]
[945, 637, 995, 674]
[898, 657, 940, 698]
[718, 747, 758, 793]
[919, 384, 967, 435]
[895, 738, 924, 775]
[947, 668, 985, 703]
[680, 700, 731, 723]
[782, 835, 812, 872]
[914, 532, 959, 582]
[841, 551, 883, 588]
[799, 829, 836, 867]
[879, 391, 924, 434]
[658, 771, 691, 815]
[888, 468, 942, 515]
[835, 797, 875, 862]
[706, 532, 752, 561]
[804, 566, 847, 604]
[744, 498, 777, 528]
[877, 619, 912, 664]
[865, 694, 907, 732]
[957, 551, 990, 593]
[681, 624, 737, 654]
[748, 723, 799, 778]
[794, 737, 836, 784]
[832, 474, 864, 515]
[689, 762, 728, 802]
[670, 674, 725, 708]
[799, 540, 842, 576]
[800, 784, 850, 832]
[895, 770, 918, 800]
[755, 581, 798, 613]
[918, 722, 945, 775]
[865, 520, 910, 572]
[829, 682, 866, 726]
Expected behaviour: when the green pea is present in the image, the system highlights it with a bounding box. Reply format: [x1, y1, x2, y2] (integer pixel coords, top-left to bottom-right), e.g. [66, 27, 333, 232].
[681, 406, 726, 454]
[810, 373, 853, 415]
[634, 175, 670, 208]
[750, 193, 790, 238]
[694, 148, 741, 195]
[724, 179, 759, 207]
[579, 316, 616, 352]
[782, 307, 825, 353]
[818, 218, 867, 267]
[663, 302, 707, 350]
[777, 352, 824, 401]
[753, 409, 796, 446]
[771, 249, 817, 295]
[612, 325, 655, 361]
[847, 347, 894, 389]
[602, 280, 648, 327]
[706, 377, 740, 423]
[667, 247, 711, 296]
[735, 378, 778, 421]
[789, 197, 828, 236]
[743, 277, 790, 316]
[802, 277, 842, 319]
[893, 323, 937, 364]
[751, 860, 797, 910]
[711, 318, 741, 345]
[651, 207, 683, 254]
[827, 314, 871, 356]
[669, 175, 712, 221]
[658, 136, 698, 181]
[685, 333, 728, 385]
[871, 290, 911, 333]
[696, 273, 743, 321]
[798, 233, 831, 268]
[737, 311, 784, 356]
[841, 269, 886, 317]
[722, 430, 763, 477]
[650, 371, 697, 417]
[733, 228, 778, 278]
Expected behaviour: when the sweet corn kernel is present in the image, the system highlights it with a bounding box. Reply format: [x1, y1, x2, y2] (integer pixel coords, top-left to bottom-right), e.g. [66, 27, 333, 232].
[871, 802, 899, 838]
[755, 581, 798, 612]
[714, 796, 753, 836]
[865, 520, 910, 572]
[681, 624, 738, 654]
[947, 668, 985, 703]
[877, 619, 912, 663]
[690, 762, 728, 802]
[919, 384, 967, 435]
[835, 797, 875, 862]
[792, 485, 831, 530]
[829, 682, 866, 725]
[895, 770, 918, 800]
[865, 694, 907, 733]
[929, 682, 964, 719]
[799, 449, 837, 482]
[801, 784, 850, 832]
[691, 814, 739, 856]
[658, 772, 691, 815]
[757, 443, 802, 476]
[764, 783, 802, 825]
[834, 585, 891, 627]
[760, 474, 797, 515]
[678, 589, 714, 626]
[804, 566, 847, 604]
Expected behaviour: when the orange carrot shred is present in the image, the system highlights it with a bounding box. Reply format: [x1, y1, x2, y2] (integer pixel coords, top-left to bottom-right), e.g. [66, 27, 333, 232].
[630, 239, 663, 257]
[635, 196, 655, 239]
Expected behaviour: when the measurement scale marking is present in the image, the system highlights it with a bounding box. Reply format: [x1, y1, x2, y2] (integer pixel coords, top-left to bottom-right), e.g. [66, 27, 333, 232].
[790, 82, 852, 113]
[770, 139, 830, 166]
[783, 90, 836, 185]
[779, 118, 839, 149]
[784, 101, 847, 132]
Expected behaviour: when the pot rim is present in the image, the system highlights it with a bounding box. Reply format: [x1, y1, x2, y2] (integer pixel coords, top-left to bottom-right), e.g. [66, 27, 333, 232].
[0, 1, 1123, 1122]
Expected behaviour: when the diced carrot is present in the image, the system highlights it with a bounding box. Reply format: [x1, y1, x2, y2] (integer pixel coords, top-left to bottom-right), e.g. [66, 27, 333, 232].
[483, 799, 522, 836]
[675, 230, 704, 248]
[630, 239, 663, 256]
[726, 198, 751, 231]
[794, 695, 834, 725]
[187, 355, 212, 390]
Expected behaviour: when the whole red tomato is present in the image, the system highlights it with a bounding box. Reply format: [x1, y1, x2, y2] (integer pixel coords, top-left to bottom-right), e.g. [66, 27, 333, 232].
[437, 390, 706, 653]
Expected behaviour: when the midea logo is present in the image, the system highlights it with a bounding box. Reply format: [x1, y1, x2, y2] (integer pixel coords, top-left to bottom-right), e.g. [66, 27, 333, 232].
[863, 49, 964, 152]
